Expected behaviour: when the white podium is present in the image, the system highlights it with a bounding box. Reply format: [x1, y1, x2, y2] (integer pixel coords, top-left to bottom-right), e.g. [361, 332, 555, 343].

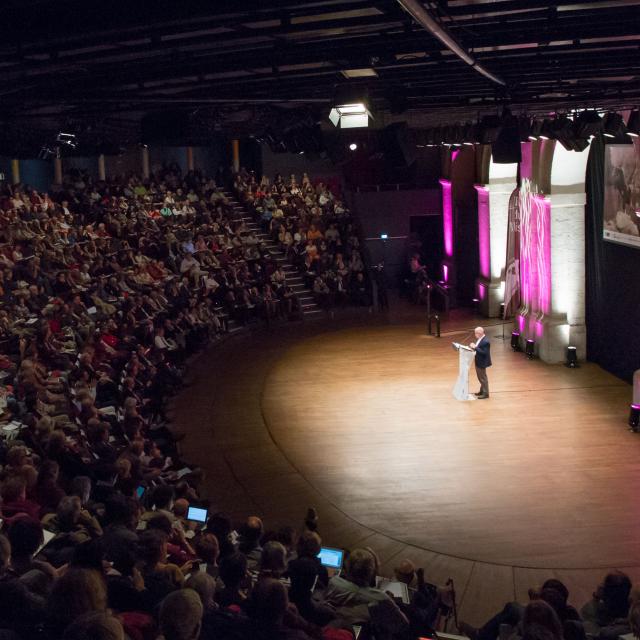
[452, 342, 476, 401]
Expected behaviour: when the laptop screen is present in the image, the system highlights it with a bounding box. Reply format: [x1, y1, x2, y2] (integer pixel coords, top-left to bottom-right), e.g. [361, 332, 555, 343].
[317, 546, 344, 569]
[187, 506, 208, 523]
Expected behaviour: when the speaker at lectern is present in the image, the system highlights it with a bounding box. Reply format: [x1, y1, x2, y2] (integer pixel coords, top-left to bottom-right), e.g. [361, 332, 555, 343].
[452, 342, 476, 401]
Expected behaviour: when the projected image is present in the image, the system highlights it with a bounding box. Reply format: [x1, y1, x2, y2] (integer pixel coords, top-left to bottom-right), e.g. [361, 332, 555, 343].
[603, 142, 640, 248]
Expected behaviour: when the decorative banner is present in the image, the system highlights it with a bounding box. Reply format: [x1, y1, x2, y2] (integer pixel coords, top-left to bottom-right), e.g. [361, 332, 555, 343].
[503, 185, 521, 318]
[603, 141, 640, 249]
[504, 179, 552, 323]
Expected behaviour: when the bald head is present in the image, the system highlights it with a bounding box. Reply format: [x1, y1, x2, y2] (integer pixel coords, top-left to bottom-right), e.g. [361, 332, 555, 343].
[394, 559, 416, 585]
[474, 326, 485, 339]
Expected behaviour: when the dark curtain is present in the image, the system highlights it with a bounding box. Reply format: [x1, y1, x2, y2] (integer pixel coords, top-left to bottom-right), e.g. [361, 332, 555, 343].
[585, 136, 640, 383]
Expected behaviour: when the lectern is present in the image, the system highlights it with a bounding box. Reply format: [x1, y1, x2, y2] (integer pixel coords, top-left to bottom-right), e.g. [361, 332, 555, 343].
[452, 342, 476, 401]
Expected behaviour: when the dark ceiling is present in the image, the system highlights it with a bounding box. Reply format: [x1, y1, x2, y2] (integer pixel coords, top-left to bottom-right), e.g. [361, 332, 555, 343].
[1, 0, 640, 151]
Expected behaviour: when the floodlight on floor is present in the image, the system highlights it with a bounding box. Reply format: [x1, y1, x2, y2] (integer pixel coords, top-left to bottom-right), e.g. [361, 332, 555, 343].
[565, 345, 578, 368]
[629, 404, 640, 432]
[510, 331, 520, 351]
[525, 339, 535, 359]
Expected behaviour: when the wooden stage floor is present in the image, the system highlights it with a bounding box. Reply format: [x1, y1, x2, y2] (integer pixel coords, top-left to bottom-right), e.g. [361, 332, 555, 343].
[174, 311, 637, 626]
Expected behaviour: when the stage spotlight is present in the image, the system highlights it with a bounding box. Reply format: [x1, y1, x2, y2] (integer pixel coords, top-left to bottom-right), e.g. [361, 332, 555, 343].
[575, 110, 603, 138]
[480, 115, 502, 144]
[627, 110, 640, 138]
[56, 132, 77, 148]
[629, 404, 640, 432]
[565, 346, 578, 368]
[519, 116, 534, 142]
[349, 142, 358, 151]
[462, 123, 477, 146]
[539, 119, 555, 140]
[525, 339, 535, 359]
[510, 331, 521, 351]
[329, 86, 373, 129]
[602, 112, 626, 139]
[528, 119, 543, 140]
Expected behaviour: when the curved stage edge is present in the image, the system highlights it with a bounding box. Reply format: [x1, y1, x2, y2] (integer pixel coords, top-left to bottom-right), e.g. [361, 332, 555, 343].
[173, 312, 638, 626]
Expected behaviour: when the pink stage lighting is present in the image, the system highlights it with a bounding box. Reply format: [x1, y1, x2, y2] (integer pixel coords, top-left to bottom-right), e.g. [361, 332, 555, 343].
[440, 179, 454, 258]
[475, 185, 491, 280]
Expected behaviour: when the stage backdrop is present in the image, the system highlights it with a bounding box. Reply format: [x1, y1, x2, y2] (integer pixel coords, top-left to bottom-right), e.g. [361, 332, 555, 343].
[603, 141, 640, 248]
[586, 137, 640, 382]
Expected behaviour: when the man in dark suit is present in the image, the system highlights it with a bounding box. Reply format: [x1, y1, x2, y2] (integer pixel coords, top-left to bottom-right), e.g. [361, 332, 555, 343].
[469, 326, 491, 399]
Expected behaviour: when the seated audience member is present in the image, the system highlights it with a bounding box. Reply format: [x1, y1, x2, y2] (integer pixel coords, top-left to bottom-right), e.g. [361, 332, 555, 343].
[6, 517, 58, 584]
[194, 532, 221, 580]
[460, 578, 580, 640]
[1, 476, 41, 521]
[581, 572, 633, 639]
[216, 552, 250, 609]
[325, 547, 409, 635]
[257, 540, 287, 580]
[62, 611, 125, 640]
[246, 577, 317, 640]
[158, 588, 203, 640]
[185, 571, 217, 612]
[288, 530, 328, 589]
[522, 600, 564, 640]
[46, 568, 108, 638]
[138, 529, 185, 602]
[237, 515, 263, 570]
[288, 556, 336, 627]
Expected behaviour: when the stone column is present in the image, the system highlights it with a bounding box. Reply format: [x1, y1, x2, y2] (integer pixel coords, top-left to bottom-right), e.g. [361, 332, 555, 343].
[474, 153, 518, 317]
[10, 159, 20, 185]
[231, 139, 240, 173]
[53, 157, 63, 184]
[97, 154, 106, 181]
[439, 178, 455, 288]
[537, 143, 589, 363]
[141, 146, 150, 179]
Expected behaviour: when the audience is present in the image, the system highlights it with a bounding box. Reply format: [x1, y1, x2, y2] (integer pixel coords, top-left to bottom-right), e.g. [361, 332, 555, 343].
[0, 167, 634, 640]
[234, 170, 372, 311]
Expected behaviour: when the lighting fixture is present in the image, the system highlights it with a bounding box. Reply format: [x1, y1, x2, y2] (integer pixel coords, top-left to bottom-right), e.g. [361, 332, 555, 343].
[329, 86, 373, 129]
[602, 112, 626, 139]
[627, 110, 640, 138]
[525, 339, 535, 359]
[462, 122, 479, 145]
[629, 404, 640, 432]
[56, 132, 77, 149]
[510, 331, 520, 351]
[341, 68, 378, 79]
[518, 116, 534, 142]
[565, 346, 578, 368]
[575, 110, 603, 138]
[538, 119, 554, 140]
[479, 115, 502, 144]
[349, 142, 358, 151]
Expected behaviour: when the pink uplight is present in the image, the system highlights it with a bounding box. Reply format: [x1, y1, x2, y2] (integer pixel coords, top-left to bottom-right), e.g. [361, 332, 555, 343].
[442, 263, 449, 282]
[439, 179, 454, 258]
[474, 185, 491, 279]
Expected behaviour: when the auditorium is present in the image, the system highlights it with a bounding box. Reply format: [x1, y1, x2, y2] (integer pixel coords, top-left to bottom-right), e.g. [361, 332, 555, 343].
[0, 2, 639, 640]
